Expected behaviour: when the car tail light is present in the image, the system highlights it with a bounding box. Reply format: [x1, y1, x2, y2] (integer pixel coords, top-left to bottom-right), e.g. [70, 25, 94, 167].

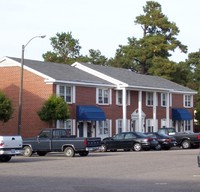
[84, 139, 88, 146]
[0, 141, 4, 147]
[165, 138, 171, 142]
[147, 138, 153, 141]
[197, 134, 200, 140]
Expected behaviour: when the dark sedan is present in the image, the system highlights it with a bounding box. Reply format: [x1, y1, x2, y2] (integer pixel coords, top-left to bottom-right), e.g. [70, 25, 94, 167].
[145, 132, 177, 150]
[101, 132, 159, 152]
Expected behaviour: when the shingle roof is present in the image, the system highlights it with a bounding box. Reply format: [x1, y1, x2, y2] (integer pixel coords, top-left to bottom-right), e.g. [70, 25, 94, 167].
[8, 57, 196, 93]
[9, 57, 113, 86]
[78, 63, 196, 93]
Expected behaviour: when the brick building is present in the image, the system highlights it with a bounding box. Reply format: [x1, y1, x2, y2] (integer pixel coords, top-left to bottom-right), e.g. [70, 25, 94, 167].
[0, 57, 197, 138]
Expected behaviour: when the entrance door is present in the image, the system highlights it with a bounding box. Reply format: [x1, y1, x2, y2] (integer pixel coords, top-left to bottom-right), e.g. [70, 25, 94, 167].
[78, 122, 84, 137]
[87, 122, 92, 137]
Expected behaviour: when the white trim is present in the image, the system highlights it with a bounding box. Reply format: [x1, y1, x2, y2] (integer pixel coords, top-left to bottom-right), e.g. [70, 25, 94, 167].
[72, 62, 128, 87]
[0, 57, 55, 81]
[45, 79, 114, 87]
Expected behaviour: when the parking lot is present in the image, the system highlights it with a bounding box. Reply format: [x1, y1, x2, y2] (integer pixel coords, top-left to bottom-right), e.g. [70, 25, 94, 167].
[1, 149, 200, 192]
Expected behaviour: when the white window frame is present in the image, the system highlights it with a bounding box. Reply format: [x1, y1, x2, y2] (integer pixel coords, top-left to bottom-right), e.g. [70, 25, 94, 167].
[146, 119, 154, 132]
[96, 88, 111, 105]
[116, 90, 130, 105]
[56, 119, 74, 135]
[184, 120, 192, 132]
[57, 85, 75, 104]
[96, 120, 110, 135]
[161, 93, 167, 107]
[146, 92, 153, 106]
[184, 95, 193, 108]
[116, 119, 122, 134]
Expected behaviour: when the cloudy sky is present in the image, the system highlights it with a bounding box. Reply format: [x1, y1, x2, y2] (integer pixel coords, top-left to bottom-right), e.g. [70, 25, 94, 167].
[1, 0, 200, 62]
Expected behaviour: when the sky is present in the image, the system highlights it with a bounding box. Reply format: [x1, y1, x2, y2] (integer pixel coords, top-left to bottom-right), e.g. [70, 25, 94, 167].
[1, 0, 200, 63]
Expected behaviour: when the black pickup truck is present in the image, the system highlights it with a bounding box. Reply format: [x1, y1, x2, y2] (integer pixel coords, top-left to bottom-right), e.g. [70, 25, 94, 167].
[158, 128, 200, 149]
[23, 128, 101, 157]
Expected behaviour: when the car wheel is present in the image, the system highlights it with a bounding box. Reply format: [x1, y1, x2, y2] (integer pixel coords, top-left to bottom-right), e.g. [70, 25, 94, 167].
[23, 146, 33, 157]
[155, 144, 162, 150]
[64, 147, 75, 157]
[78, 151, 89, 157]
[0, 155, 12, 162]
[181, 140, 191, 149]
[133, 143, 142, 152]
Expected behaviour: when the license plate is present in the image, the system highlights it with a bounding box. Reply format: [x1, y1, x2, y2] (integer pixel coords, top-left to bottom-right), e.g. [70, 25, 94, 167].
[11, 149, 15, 153]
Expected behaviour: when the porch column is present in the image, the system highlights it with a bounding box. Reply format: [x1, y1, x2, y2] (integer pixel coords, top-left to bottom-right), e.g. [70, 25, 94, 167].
[166, 92, 170, 127]
[122, 88, 127, 132]
[138, 91, 142, 132]
[153, 92, 157, 131]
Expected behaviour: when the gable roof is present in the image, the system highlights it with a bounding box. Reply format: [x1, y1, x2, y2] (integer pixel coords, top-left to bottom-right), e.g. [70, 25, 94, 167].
[1, 57, 196, 94]
[1, 57, 114, 87]
[72, 62, 196, 94]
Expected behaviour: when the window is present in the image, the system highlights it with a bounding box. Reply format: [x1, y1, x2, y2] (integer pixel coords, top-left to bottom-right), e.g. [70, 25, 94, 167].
[116, 90, 130, 105]
[97, 88, 110, 104]
[184, 120, 191, 132]
[146, 92, 153, 106]
[53, 129, 67, 138]
[116, 119, 122, 133]
[161, 93, 167, 107]
[114, 133, 125, 140]
[146, 119, 154, 132]
[125, 133, 136, 139]
[184, 95, 193, 108]
[57, 119, 73, 136]
[98, 120, 109, 135]
[58, 85, 73, 103]
[117, 90, 122, 104]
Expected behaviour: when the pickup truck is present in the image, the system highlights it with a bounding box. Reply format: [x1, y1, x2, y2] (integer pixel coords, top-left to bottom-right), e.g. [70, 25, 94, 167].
[23, 128, 101, 157]
[158, 128, 200, 149]
[0, 135, 23, 162]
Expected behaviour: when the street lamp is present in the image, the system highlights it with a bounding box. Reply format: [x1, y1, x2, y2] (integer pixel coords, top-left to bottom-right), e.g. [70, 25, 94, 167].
[17, 35, 46, 135]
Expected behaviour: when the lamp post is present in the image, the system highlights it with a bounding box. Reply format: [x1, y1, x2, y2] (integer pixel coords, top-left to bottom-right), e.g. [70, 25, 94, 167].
[17, 35, 46, 135]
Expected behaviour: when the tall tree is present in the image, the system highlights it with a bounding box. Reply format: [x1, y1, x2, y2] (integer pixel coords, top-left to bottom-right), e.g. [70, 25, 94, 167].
[0, 91, 13, 123]
[110, 1, 187, 79]
[87, 49, 108, 65]
[43, 32, 81, 64]
[184, 50, 200, 124]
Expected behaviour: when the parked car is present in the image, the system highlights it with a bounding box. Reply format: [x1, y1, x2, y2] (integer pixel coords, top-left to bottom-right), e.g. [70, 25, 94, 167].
[145, 132, 177, 150]
[101, 132, 159, 152]
[0, 135, 23, 162]
[23, 128, 101, 157]
[158, 128, 200, 149]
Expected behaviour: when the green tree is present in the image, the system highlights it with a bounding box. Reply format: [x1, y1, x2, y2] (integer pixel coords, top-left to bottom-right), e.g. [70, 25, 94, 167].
[87, 49, 107, 65]
[43, 32, 81, 64]
[184, 50, 200, 124]
[110, 1, 187, 79]
[0, 91, 13, 123]
[38, 95, 70, 127]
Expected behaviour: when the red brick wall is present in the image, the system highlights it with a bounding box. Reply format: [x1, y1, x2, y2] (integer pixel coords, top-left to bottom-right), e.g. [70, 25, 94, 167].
[0, 66, 194, 137]
[0, 66, 53, 137]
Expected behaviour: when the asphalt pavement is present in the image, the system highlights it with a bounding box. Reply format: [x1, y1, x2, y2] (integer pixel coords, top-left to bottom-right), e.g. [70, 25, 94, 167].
[0, 148, 200, 192]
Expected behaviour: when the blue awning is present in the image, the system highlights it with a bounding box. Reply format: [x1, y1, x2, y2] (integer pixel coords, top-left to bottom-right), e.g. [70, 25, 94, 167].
[172, 108, 192, 120]
[77, 106, 106, 121]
